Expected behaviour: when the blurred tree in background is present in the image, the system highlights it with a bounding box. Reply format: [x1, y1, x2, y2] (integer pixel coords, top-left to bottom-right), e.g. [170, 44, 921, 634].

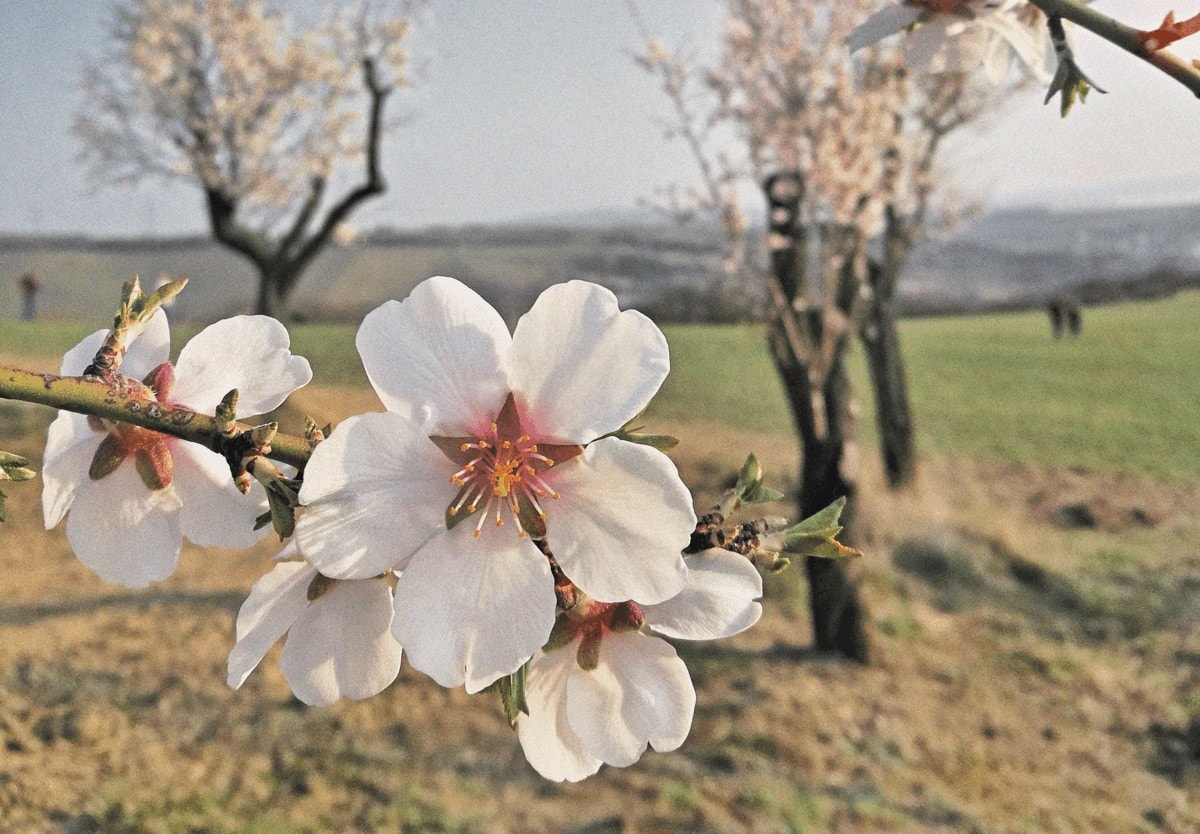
[636, 0, 1038, 660]
[76, 0, 419, 318]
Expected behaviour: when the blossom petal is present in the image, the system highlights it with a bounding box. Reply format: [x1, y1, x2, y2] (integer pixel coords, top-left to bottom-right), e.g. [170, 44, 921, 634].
[42, 412, 103, 529]
[518, 646, 602, 782]
[280, 577, 403, 706]
[642, 548, 763, 640]
[169, 315, 312, 417]
[355, 276, 511, 434]
[392, 521, 555, 693]
[296, 412, 452, 579]
[65, 463, 184, 587]
[508, 282, 670, 443]
[227, 560, 316, 690]
[547, 438, 692, 604]
[566, 632, 695, 767]
[845, 4, 923, 52]
[168, 441, 268, 548]
[59, 310, 170, 379]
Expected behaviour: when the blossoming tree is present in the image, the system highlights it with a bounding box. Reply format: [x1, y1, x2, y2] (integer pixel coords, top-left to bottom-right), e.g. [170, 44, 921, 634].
[75, 0, 417, 318]
[0, 275, 860, 781]
[635, 0, 1047, 661]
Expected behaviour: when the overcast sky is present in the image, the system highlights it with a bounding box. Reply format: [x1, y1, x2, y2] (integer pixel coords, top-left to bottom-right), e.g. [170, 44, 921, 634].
[2, 0, 1199, 237]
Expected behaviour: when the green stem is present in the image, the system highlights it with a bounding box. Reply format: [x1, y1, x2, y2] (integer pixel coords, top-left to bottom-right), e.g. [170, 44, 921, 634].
[0, 366, 314, 469]
[1027, 0, 1200, 98]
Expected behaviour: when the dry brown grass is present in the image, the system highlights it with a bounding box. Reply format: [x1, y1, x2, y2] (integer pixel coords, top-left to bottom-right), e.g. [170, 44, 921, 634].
[0, 388, 1198, 833]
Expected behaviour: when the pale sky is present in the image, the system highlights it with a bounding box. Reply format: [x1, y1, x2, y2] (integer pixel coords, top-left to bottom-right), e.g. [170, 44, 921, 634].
[1, 1, 1199, 237]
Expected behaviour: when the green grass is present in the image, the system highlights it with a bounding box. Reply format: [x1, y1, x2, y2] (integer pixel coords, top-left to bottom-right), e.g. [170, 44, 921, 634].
[3, 291, 1198, 479]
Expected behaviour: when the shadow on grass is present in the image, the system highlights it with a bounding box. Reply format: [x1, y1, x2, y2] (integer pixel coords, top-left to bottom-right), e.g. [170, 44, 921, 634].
[0, 588, 244, 628]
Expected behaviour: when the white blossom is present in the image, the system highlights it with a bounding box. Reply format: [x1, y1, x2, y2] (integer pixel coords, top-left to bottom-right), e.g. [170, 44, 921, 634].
[295, 277, 696, 694]
[227, 549, 404, 706]
[848, 1, 1048, 83]
[42, 312, 312, 587]
[517, 548, 763, 781]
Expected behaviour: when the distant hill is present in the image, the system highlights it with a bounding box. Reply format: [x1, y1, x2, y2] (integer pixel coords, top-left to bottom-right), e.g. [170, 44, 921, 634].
[2, 202, 1199, 323]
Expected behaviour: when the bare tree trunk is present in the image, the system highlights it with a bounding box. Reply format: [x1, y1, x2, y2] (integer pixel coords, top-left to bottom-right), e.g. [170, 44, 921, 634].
[255, 269, 289, 320]
[770, 318, 870, 661]
[861, 261, 915, 489]
[763, 172, 869, 663]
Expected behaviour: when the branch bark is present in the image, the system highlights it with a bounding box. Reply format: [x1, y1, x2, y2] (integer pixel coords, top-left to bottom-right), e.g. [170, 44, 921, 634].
[1027, 0, 1200, 97]
[0, 366, 314, 470]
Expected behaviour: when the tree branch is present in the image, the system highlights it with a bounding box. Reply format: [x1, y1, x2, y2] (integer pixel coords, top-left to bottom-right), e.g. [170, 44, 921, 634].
[0, 366, 314, 470]
[288, 57, 391, 279]
[280, 176, 329, 258]
[204, 186, 272, 268]
[1026, 0, 1200, 98]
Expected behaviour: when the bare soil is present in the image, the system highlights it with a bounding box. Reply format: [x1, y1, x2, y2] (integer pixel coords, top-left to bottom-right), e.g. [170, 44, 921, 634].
[1, 390, 1198, 833]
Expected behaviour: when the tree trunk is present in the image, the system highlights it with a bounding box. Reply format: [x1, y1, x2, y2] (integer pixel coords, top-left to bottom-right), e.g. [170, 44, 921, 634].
[255, 269, 289, 319]
[861, 261, 915, 489]
[770, 316, 871, 663]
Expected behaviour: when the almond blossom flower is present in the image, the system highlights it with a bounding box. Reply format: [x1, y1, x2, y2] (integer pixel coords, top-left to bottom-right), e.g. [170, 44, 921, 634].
[296, 277, 697, 694]
[847, 0, 1048, 83]
[227, 545, 403, 706]
[42, 312, 312, 587]
[517, 548, 763, 782]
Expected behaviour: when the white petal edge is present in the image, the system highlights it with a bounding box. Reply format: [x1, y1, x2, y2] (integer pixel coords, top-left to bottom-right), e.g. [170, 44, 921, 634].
[566, 632, 695, 767]
[392, 520, 556, 693]
[845, 4, 923, 52]
[42, 412, 103, 529]
[355, 276, 511, 435]
[173, 441, 271, 549]
[547, 438, 693, 604]
[280, 577, 403, 706]
[170, 315, 312, 417]
[227, 560, 317, 690]
[296, 411, 453, 579]
[642, 548, 763, 641]
[517, 646, 602, 782]
[508, 281, 670, 444]
[65, 463, 184, 588]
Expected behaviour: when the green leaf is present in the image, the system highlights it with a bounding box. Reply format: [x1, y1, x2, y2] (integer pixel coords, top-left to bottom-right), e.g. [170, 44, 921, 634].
[740, 483, 784, 505]
[0, 487, 7, 523]
[498, 661, 530, 729]
[619, 432, 678, 452]
[726, 453, 784, 506]
[265, 477, 302, 540]
[780, 497, 862, 559]
[734, 453, 764, 496]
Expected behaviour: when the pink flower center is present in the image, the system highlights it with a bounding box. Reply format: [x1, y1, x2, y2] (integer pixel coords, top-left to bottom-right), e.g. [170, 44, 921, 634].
[448, 422, 560, 540]
[86, 362, 176, 490]
[430, 393, 583, 541]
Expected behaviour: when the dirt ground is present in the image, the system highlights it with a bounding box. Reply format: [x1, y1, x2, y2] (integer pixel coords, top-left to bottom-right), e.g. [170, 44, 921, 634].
[1, 389, 1198, 833]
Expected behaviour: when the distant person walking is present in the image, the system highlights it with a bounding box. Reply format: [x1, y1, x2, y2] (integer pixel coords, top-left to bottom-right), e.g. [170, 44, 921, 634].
[19, 272, 42, 321]
[1047, 296, 1082, 339]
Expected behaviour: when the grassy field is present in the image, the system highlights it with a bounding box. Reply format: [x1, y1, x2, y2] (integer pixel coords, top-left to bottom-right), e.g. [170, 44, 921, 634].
[4, 290, 1198, 479]
[1, 289, 1199, 832]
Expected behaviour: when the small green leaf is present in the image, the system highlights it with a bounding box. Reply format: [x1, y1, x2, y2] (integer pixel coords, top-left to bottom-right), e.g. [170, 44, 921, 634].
[498, 661, 530, 729]
[265, 477, 302, 540]
[740, 483, 784, 505]
[620, 433, 679, 452]
[253, 509, 272, 531]
[780, 498, 862, 559]
[0, 452, 29, 468]
[734, 453, 764, 496]
[0, 487, 7, 523]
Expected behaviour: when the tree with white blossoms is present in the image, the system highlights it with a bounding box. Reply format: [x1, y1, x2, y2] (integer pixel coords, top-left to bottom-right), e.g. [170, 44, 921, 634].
[634, 0, 1047, 662]
[0, 275, 860, 779]
[75, 0, 418, 318]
